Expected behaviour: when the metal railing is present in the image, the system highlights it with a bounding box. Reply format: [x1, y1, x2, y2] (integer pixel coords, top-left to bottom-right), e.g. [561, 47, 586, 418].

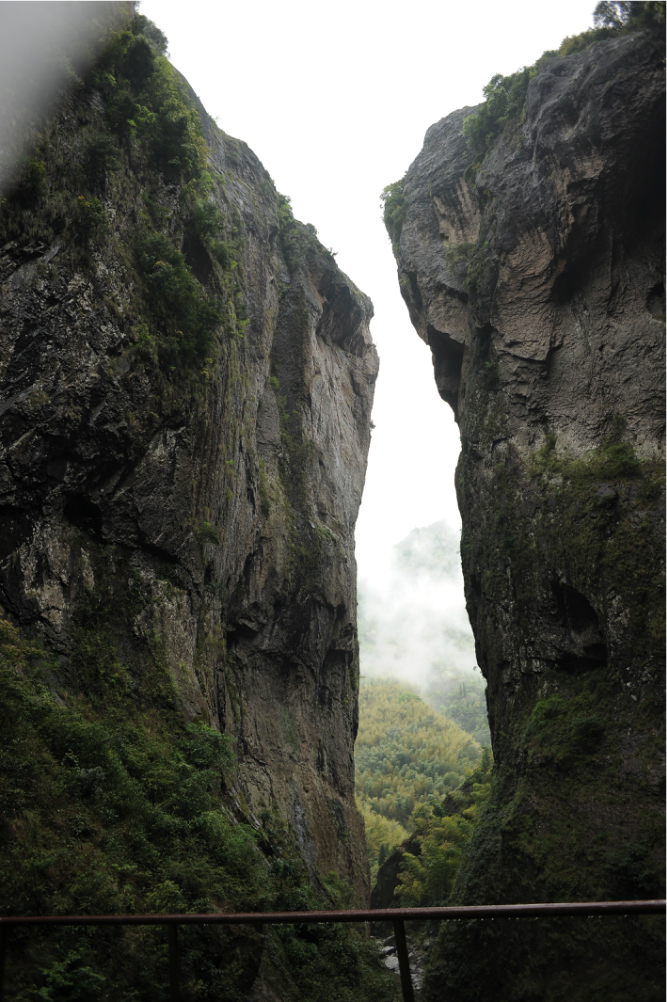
[0, 899, 664, 1002]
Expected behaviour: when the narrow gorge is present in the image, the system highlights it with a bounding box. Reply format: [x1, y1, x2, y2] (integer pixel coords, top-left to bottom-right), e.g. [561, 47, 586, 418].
[1, 7, 665, 1002]
[387, 25, 665, 1002]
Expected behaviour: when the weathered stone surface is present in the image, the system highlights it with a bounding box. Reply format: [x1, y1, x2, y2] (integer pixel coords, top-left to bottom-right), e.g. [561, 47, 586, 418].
[370, 838, 421, 911]
[0, 67, 377, 910]
[393, 30, 665, 1000]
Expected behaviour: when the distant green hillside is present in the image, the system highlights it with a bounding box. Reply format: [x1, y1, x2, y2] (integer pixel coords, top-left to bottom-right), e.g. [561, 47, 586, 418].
[426, 671, 491, 746]
[355, 679, 482, 880]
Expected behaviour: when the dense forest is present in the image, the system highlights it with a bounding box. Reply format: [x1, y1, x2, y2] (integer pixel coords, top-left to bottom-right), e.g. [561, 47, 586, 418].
[425, 670, 490, 746]
[355, 679, 491, 887]
[395, 749, 493, 907]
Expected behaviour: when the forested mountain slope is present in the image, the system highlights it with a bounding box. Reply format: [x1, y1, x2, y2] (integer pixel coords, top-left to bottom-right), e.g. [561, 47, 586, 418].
[355, 680, 482, 878]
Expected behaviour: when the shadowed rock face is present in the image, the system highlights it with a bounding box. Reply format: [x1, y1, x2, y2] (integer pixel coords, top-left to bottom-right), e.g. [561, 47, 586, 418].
[0, 74, 377, 906]
[393, 31, 665, 1001]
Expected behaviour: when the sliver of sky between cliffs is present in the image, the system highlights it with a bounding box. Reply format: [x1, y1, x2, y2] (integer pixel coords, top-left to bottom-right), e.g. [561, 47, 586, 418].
[136, 0, 593, 574]
[140, 0, 595, 677]
[108, 1, 595, 654]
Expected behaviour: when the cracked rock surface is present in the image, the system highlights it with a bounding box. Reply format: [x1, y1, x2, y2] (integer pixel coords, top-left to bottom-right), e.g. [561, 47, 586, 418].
[0, 64, 377, 909]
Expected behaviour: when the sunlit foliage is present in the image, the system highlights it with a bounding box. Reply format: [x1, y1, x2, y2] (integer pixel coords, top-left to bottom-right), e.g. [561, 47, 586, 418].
[356, 806, 410, 883]
[356, 681, 481, 823]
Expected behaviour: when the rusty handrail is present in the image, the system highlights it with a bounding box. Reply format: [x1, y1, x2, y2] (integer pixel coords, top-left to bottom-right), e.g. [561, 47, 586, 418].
[0, 900, 664, 1002]
[1, 899, 664, 926]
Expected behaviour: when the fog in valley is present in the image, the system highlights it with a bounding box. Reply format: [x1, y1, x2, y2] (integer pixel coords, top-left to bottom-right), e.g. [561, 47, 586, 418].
[358, 521, 490, 746]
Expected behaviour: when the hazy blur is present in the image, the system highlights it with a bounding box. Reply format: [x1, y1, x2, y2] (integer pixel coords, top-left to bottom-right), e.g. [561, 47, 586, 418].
[359, 521, 476, 688]
[0, 1, 132, 194]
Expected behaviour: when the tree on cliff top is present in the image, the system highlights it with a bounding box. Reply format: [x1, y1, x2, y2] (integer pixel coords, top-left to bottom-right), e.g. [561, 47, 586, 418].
[462, 1, 665, 159]
[593, 1, 666, 31]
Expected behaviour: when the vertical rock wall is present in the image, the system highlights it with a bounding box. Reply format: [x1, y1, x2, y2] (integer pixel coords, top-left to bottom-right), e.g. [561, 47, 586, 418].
[0, 32, 377, 911]
[392, 31, 665, 1000]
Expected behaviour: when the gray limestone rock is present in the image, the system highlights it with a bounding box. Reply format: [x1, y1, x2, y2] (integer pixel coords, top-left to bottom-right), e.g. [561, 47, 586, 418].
[392, 29, 665, 1002]
[0, 31, 377, 920]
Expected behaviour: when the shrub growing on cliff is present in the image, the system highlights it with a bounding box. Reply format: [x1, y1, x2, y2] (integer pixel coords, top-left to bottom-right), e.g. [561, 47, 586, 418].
[0, 615, 268, 997]
[380, 178, 406, 255]
[0, 8, 253, 386]
[12, 158, 47, 207]
[462, 3, 665, 161]
[594, 1, 666, 31]
[462, 68, 532, 156]
[275, 193, 334, 273]
[101, 15, 207, 182]
[75, 195, 109, 241]
[135, 230, 221, 362]
[83, 135, 118, 190]
[1, 612, 399, 1002]
[184, 198, 235, 277]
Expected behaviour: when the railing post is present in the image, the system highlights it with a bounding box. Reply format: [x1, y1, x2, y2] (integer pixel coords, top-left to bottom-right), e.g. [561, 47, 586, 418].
[0, 924, 7, 1002]
[392, 918, 415, 1002]
[168, 922, 179, 1002]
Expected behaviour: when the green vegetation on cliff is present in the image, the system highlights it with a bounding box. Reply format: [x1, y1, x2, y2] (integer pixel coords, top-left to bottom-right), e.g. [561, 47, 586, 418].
[425, 661, 665, 1002]
[486, 428, 666, 665]
[0, 608, 397, 1000]
[462, 2, 665, 159]
[383, 6, 665, 997]
[444, 424, 666, 1000]
[0, 12, 393, 1002]
[379, 179, 406, 256]
[381, 2, 666, 249]
[1, 612, 261, 998]
[0, 9, 244, 373]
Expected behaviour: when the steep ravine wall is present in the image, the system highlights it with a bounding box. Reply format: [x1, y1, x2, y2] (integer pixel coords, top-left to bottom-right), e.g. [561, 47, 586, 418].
[392, 30, 665, 1001]
[0, 16, 387, 1001]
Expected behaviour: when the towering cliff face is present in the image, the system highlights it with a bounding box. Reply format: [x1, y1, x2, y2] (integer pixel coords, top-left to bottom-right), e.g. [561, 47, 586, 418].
[0, 15, 385, 1000]
[392, 30, 665, 1001]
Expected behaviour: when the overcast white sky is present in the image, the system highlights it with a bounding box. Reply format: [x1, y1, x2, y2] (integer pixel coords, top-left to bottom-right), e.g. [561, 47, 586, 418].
[137, 0, 595, 587]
